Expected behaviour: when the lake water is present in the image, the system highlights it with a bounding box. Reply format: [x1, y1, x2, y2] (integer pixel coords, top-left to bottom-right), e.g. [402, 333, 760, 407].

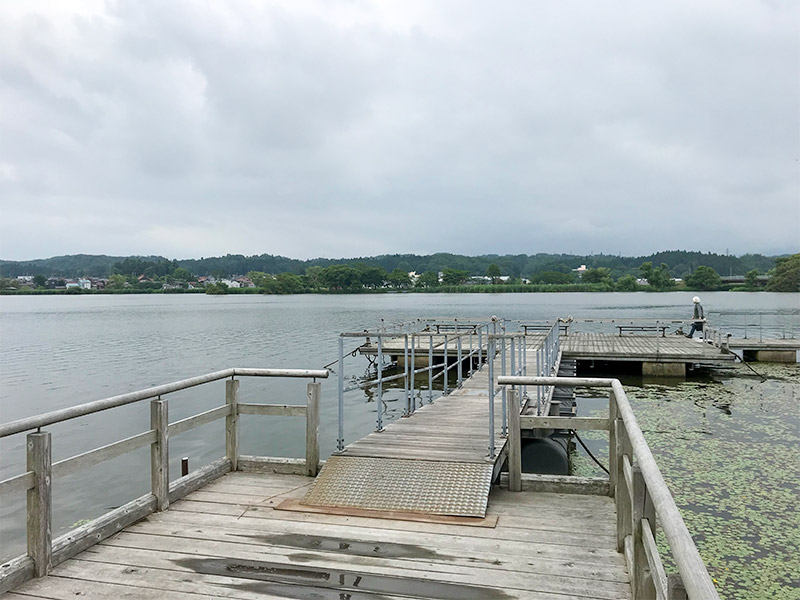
[1, 292, 798, 598]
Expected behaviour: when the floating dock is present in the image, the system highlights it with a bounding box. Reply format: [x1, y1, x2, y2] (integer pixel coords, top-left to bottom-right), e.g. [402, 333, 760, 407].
[5, 315, 788, 599]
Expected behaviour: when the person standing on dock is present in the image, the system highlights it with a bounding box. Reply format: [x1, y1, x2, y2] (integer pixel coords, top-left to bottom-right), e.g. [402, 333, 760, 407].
[687, 296, 704, 338]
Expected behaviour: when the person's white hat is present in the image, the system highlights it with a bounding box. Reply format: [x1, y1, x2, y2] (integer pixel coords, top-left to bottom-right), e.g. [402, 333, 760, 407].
[692, 296, 701, 303]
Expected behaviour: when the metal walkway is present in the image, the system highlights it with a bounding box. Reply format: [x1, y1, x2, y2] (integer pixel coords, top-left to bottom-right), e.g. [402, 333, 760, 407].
[301, 338, 547, 518]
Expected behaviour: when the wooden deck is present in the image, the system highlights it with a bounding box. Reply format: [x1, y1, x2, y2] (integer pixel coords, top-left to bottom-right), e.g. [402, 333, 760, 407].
[4, 471, 632, 600]
[562, 333, 735, 365]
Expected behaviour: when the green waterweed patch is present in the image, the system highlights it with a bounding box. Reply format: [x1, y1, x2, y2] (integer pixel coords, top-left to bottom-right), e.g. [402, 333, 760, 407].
[571, 363, 800, 599]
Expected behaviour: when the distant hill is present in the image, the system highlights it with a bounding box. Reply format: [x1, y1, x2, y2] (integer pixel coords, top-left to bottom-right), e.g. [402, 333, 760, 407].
[0, 250, 782, 279]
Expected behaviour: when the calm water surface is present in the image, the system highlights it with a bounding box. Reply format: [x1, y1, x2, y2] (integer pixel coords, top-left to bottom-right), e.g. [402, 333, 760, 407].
[1, 292, 798, 598]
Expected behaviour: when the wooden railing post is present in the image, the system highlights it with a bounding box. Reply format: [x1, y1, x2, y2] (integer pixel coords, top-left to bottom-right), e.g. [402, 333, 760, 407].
[226, 379, 240, 471]
[633, 466, 657, 600]
[27, 431, 52, 577]
[306, 381, 320, 477]
[615, 419, 632, 553]
[507, 388, 521, 492]
[608, 389, 618, 496]
[150, 398, 169, 511]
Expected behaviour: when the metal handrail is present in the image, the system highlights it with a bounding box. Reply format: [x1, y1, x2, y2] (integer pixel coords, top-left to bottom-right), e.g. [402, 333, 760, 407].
[0, 368, 328, 439]
[498, 375, 719, 600]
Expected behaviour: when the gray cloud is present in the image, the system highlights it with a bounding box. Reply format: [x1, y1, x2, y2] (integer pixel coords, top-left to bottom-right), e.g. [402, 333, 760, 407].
[1, 0, 798, 261]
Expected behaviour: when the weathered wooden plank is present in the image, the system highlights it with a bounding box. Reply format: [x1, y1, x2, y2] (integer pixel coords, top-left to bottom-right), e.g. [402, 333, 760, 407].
[225, 379, 239, 471]
[0, 555, 34, 595]
[150, 399, 169, 511]
[642, 518, 668, 600]
[168, 405, 229, 437]
[51, 493, 156, 567]
[27, 431, 51, 578]
[237, 456, 313, 475]
[305, 381, 320, 477]
[0, 470, 34, 497]
[167, 457, 230, 504]
[520, 416, 610, 431]
[96, 533, 631, 598]
[52, 430, 156, 479]
[237, 403, 306, 417]
[123, 515, 624, 575]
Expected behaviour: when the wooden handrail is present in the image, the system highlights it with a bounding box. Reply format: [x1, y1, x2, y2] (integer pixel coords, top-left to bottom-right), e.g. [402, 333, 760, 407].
[498, 375, 720, 600]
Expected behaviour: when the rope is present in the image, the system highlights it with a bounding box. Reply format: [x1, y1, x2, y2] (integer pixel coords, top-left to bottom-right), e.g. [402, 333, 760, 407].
[573, 431, 610, 474]
[322, 344, 366, 371]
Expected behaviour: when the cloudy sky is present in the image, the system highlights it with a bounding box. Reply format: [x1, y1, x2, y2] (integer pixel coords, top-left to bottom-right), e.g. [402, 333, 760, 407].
[1, 1, 798, 261]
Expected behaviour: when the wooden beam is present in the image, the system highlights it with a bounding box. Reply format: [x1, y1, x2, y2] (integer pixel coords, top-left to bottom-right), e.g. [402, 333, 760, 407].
[225, 380, 239, 471]
[150, 399, 169, 511]
[305, 382, 320, 477]
[237, 403, 306, 417]
[507, 389, 521, 492]
[520, 415, 610, 431]
[26, 431, 51, 578]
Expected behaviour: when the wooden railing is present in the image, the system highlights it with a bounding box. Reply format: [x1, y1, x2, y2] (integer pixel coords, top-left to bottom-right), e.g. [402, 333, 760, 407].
[499, 375, 720, 600]
[0, 367, 328, 594]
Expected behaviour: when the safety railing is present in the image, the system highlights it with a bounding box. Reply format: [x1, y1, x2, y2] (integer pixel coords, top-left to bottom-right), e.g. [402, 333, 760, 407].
[336, 318, 500, 451]
[485, 321, 562, 459]
[709, 312, 800, 341]
[0, 367, 328, 594]
[499, 375, 719, 600]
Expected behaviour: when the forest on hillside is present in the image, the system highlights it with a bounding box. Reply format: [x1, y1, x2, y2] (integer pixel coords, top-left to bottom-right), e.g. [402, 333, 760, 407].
[0, 250, 780, 280]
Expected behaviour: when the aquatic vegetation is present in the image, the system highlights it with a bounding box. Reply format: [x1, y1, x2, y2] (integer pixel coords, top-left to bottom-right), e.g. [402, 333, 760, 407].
[572, 363, 800, 599]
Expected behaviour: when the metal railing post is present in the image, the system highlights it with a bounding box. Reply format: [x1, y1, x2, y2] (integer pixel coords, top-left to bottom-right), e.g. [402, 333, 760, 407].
[457, 335, 463, 387]
[225, 379, 239, 471]
[478, 327, 483, 367]
[306, 381, 320, 476]
[27, 431, 52, 578]
[443, 334, 449, 396]
[428, 333, 433, 404]
[487, 338, 496, 459]
[469, 329, 474, 374]
[337, 336, 344, 451]
[536, 349, 542, 415]
[501, 337, 507, 436]
[507, 388, 521, 492]
[150, 398, 169, 511]
[377, 335, 384, 431]
[410, 334, 416, 413]
[403, 334, 410, 416]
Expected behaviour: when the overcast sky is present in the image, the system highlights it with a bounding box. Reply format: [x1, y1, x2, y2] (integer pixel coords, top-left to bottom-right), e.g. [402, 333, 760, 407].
[1, 1, 798, 262]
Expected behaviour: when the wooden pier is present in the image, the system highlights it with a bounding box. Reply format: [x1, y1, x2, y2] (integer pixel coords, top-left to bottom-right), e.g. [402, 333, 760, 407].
[1, 318, 747, 599]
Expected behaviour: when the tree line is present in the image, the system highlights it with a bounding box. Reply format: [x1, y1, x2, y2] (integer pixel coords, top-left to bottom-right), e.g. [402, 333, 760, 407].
[0, 250, 781, 280]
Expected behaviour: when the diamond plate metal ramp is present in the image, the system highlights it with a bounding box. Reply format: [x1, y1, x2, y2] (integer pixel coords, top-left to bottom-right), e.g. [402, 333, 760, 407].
[301, 456, 494, 518]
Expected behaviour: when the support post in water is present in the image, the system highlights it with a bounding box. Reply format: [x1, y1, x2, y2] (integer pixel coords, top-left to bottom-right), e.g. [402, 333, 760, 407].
[27, 431, 52, 578]
[507, 388, 521, 492]
[403, 334, 409, 416]
[150, 398, 169, 511]
[487, 338, 496, 459]
[501, 337, 507, 436]
[410, 334, 416, 413]
[306, 381, 320, 476]
[225, 379, 239, 471]
[337, 335, 344, 451]
[376, 335, 384, 431]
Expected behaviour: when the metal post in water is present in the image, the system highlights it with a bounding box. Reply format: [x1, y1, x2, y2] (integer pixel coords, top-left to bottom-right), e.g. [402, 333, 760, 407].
[443, 334, 449, 396]
[501, 336, 507, 436]
[410, 334, 416, 413]
[337, 335, 344, 451]
[536, 349, 542, 416]
[428, 333, 433, 404]
[403, 334, 410, 416]
[478, 327, 483, 367]
[510, 336, 516, 377]
[457, 334, 463, 387]
[377, 335, 384, 431]
[488, 338, 496, 459]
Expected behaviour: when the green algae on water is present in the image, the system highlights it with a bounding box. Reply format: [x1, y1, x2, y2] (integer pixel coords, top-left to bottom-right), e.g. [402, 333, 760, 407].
[572, 363, 800, 600]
